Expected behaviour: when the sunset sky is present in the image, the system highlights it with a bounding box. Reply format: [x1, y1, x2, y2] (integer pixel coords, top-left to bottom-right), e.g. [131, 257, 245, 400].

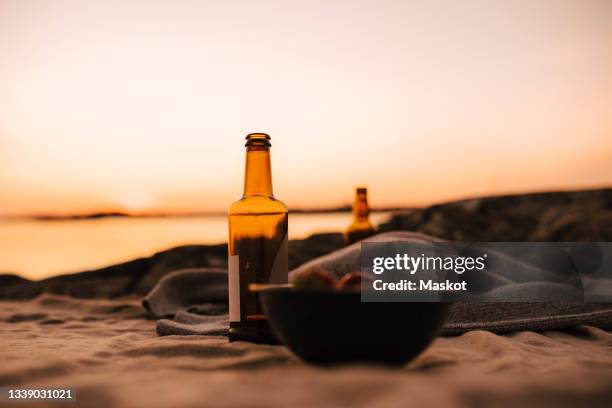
[1, 0, 611, 216]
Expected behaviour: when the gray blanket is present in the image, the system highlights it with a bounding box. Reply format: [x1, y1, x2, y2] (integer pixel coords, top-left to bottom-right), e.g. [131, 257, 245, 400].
[143, 232, 612, 336]
[142, 268, 229, 336]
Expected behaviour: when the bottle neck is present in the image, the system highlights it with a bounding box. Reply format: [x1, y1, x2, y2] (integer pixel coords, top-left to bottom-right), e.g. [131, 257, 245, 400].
[353, 192, 369, 222]
[243, 145, 273, 197]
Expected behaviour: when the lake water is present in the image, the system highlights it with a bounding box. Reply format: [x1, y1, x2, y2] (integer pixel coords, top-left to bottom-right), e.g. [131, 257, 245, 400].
[0, 212, 393, 280]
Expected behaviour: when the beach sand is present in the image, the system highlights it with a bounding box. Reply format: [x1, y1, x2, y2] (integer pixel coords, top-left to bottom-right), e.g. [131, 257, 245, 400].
[1, 294, 611, 407]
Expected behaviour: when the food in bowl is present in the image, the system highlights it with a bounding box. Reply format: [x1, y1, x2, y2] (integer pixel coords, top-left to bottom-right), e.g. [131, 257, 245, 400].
[292, 270, 375, 292]
[292, 269, 337, 290]
[337, 272, 375, 291]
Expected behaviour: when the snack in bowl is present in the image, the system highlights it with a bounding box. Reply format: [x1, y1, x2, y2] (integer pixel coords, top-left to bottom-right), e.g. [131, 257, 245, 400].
[336, 271, 374, 291]
[292, 269, 337, 290]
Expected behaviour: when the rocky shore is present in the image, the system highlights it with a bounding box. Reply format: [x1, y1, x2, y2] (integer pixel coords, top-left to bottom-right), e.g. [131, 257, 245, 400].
[380, 188, 612, 241]
[0, 233, 345, 299]
[1, 188, 609, 300]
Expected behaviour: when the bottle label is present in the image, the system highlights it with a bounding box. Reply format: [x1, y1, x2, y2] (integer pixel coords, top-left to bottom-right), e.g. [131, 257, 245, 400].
[228, 255, 240, 322]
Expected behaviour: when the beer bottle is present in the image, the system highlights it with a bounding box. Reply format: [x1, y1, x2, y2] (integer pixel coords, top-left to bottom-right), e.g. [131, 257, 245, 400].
[228, 133, 288, 343]
[344, 187, 376, 244]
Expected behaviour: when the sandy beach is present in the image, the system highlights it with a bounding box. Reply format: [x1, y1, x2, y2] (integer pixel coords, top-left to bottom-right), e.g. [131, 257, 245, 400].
[2, 294, 612, 407]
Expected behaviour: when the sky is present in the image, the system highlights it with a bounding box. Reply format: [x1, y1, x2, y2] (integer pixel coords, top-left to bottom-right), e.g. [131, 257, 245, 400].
[1, 0, 611, 216]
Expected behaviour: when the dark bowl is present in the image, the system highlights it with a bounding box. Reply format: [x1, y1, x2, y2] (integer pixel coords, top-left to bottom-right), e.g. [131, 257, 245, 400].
[259, 287, 452, 365]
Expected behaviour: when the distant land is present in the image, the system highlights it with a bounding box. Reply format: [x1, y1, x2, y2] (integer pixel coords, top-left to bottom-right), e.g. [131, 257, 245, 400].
[8, 206, 414, 222]
[3, 186, 609, 222]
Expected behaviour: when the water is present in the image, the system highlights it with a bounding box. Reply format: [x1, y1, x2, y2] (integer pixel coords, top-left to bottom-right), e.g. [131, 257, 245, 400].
[0, 212, 392, 280]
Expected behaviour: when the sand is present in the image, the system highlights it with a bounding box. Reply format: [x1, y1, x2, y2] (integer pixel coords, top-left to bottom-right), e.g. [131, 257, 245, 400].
[1, 294, 612, 408]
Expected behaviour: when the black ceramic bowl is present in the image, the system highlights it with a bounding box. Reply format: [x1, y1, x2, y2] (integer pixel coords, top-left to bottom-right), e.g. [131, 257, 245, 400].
[258, 287, 452, 365]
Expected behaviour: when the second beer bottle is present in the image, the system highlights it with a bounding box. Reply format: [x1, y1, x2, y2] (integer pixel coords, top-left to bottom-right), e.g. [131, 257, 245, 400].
[344, 187, 376, 244]
[228, 133, 288, 343]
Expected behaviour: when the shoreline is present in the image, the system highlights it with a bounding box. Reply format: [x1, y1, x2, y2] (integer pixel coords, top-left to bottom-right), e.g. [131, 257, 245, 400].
[0, 208, 412, 222]
[1, 187, 610, 299]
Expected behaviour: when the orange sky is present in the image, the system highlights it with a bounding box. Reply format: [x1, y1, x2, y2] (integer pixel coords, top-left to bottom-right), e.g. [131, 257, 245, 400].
[1, 0, 611, 216]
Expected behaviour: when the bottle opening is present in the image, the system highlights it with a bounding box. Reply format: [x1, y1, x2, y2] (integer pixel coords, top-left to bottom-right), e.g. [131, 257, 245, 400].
[245, 133, 271, 147]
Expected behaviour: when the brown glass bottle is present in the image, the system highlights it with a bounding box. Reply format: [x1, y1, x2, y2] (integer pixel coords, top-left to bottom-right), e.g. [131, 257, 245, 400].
[344, 187, 376, 244]
[228, 133, 288, 343]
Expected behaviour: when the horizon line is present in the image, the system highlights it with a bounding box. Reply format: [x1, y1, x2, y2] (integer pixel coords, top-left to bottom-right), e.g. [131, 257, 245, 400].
[2, 185, 610, 221]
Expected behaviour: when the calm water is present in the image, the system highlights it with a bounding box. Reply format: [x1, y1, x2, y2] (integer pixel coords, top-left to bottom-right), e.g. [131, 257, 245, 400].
[0, 212, 392, 280]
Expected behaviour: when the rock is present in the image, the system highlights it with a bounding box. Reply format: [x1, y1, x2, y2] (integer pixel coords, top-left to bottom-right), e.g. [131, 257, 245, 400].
[379, 189, 612, 241]
[289, 233, 345, 269]
[0, 274, 42, 299]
